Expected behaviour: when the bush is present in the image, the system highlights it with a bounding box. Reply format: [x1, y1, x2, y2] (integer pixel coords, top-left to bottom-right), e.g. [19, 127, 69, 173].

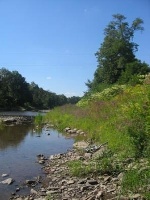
[77, 85, 126, 107]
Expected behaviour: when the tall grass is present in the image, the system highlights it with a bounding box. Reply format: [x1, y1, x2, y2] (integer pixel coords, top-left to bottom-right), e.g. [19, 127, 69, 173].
[44, 84, 150, 159]
[43, 83, 150, 198]
[34, 113, 43, 126]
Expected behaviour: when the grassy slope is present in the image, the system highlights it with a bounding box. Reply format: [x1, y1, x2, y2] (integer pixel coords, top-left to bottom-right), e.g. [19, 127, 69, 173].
[43, 83, 150, 198]
[44, 84, 150, 158]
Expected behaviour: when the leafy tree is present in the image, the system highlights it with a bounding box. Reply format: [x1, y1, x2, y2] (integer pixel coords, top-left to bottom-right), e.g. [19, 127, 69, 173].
[67, 96, 81, 104]
[0, 68, 31, 108]
[0, 68, 80, 110]
[88, 14, 149, 92]
[118, 60, 150, 84]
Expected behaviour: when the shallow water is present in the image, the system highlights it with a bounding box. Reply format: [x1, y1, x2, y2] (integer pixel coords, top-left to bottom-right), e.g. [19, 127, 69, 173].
[0, 123, 74, 199]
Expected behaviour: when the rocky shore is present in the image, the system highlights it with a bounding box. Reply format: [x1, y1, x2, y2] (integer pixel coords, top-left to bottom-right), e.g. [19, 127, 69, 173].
[8, 138, 144, 200]
[0, 115, 33, 125]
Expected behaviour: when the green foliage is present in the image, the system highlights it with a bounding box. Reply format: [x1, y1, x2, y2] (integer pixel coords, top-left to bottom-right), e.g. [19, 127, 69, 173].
[121, 166, 150, 198]
[77, 85, 126, 107]
[118, 60, 150, 85]
[144, 73, 150, 84]
[0, 68, 31, 109]
[34, 113, 43, 126]
[45, 84, 150, 160]
[0, 68, 80, 110]
[68, 160, 94, 177]
[45, 194, 52, 200]
[86, 14, 149, 93]
[93, 13, 142, 86]
[68, 150, 123, 178]
[119, 85, 150, 157]
[94, 150, 123, 175]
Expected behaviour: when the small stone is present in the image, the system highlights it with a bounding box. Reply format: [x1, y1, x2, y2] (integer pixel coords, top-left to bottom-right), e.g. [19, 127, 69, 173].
[0, 178, 14, 185]
[107, 188, 116, 193]
[78, 179, 87, 184]
[46, 190, 59, 195]
[104, 176, 111, 182]
[49, 155, 54, 160]
[25, 180, 36, 185]
[38, 160, 45, 164]
[87, 179, 98, 185]
[64, 127, 71, 132]
[41, 188, 46, 192]
[2, 174, 8, 177]
[80, 185, 89, 191]
[96, 191, 104, 198]
[130, 194, 141, 199]
[84, 153, 92, 159]
[16, 187, 20, 192]
[31, 188, 38, 195]
[73, 141, 89, 149]
[63, 194, 70, 199]
[34, 199, 45, 200]
[67, 180, 75, 185]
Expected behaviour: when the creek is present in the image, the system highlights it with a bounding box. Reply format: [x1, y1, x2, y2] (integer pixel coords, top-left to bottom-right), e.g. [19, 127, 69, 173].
[0, 111, 74, 200]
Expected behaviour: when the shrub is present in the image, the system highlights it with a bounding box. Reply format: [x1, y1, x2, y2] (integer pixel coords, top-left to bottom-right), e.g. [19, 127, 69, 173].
[77, 85, 126, 107]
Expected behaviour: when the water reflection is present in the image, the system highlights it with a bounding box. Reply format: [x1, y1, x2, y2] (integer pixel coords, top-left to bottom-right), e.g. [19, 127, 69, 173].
[0, 120, 74, 200]
[0, 125, 37, 150]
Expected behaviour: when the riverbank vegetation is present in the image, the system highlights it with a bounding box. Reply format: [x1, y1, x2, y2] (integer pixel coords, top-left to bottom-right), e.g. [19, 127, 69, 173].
[43, 14, 150, 198]
[43, 78, 150, 198]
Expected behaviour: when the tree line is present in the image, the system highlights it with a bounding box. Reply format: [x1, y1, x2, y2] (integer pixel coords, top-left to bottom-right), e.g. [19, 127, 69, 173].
[0, 68, 80, 110]
[86, 14, 150, 93]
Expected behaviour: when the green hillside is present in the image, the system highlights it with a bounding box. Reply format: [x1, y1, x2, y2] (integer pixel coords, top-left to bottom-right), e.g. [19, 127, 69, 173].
[44, 75, 150, 198]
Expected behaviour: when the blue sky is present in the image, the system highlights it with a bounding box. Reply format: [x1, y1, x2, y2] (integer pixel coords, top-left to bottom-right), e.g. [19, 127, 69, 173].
[0, 0, 149, 97]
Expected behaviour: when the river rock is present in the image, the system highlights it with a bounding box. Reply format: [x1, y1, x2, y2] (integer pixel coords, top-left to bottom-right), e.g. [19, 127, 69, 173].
[10, 141, 146, 200]
[64, 127, 71, 132]
[87, 179, 98, 185]
[0, 178, 14, 185]
[0, 116, 32, 125]
[67, 179, 75, 185]
[31, 188, 38, 195]
[1, 173, 8, 177]
[34, 199, 45, 200]
[16, 187, 20, 192]
[73, 141, 89, 149]
[25, 180, 36, 185]
[96, 190, 104, 198]
[84, 152, 92, 159]
[38, 160, 45, 164]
